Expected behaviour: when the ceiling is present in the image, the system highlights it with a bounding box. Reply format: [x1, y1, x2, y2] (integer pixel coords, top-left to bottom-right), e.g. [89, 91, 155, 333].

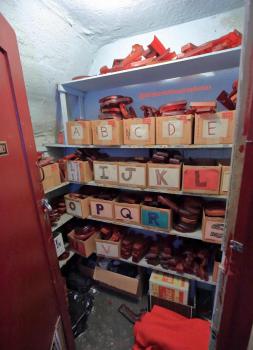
[41, 0, 244, 49]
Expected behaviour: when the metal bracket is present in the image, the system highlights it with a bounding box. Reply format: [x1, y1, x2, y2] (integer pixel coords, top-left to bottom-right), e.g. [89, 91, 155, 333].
[229, 240, 244, 253]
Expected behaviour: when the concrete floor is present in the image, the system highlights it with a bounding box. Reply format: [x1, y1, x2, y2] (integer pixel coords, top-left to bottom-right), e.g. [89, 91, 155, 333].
[75, 286, 147, 350]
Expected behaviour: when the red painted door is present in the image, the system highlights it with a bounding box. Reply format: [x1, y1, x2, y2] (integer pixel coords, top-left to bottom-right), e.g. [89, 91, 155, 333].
[0, 15, 74, 350]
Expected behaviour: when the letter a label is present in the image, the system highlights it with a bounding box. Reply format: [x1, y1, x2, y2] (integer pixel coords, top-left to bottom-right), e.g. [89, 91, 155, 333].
[71, 125, 83, 140]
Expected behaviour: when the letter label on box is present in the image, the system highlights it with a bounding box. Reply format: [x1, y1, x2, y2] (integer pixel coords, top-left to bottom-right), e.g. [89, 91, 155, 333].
[96, 242, 119, 257]
[203, 119, 228, 138]
[183, 168, 220, 191]
[141, 209, 169, 229]
[205, 221, 224, 242]
[148, 212, 159, 225]
[119, 166, 146, 186]
[97, 125, 112, 140]
[121, 167, 136, 181]
[71, 125, 83, 140]
[67, 161, 81, 182]
[162, 120, 183, 138]
[96, 203, 104, 215]
[94, 163, 118, 182]
[149, 167, 180, 189]
[120, 207, 133, 219]
[130, 124, 149, 140]
[66, 199, 82, 217]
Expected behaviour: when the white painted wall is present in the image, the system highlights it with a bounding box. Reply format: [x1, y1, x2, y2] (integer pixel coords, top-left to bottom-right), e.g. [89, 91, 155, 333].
[89, 7, 244, 75]
[0, 0, 96, 147]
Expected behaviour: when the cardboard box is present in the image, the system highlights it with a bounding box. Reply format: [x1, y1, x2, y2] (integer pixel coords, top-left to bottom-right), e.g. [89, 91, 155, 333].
[123, 117, 155, 145]
[182, 165, 221, 194]
[202, 210, 224, 243]
[66, 160, 93, 183]
[92, 119, 123, 145]
[118, 162, 147, 188]
[93, 161, 118, 185]
[149, 272, 189, 305]
[114, 200, 141, 224]
[94, 266, 142, 296]
[66, 120, 92, 145]
[147, 163, 182, 191]
[64, 194, 90, 218]
[220, 165, 231, 194]
[42, 163, 61, 191]
[149, 296, 195, 318]
[141, 205, 172, 231]
[89, 197, 115, 219]
[68, 230, 96, 257]
[156, 114, 193, 145]
[194, 111, 235, 144]
[95, 236, 121, 258]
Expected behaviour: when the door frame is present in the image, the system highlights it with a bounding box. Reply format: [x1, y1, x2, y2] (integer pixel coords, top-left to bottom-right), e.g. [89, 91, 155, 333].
[0, 14, 74, 349]
[211, 1, 253, 349]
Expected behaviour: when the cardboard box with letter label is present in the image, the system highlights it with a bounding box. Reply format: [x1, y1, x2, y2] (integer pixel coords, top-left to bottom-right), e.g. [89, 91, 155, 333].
[93, 161, 118, 185]
[89, 197, 115, 220]
[141, 205, 172, 231]
[92, 120, 123, 145]
[202, 210, 224, 244]
[156, 115, 193, 145]
[64, 194, 90, 218]
[147, 163, 182, 191]
[66, 120, 92, 145]
[114, 199, 141, 224]
[118, 162, 147, 188]
[123, 117, 155, 145]
[66, 160, 93, 183]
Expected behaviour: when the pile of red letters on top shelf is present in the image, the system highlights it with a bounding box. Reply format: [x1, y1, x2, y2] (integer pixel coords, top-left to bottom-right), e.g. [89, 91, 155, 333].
[99, 30, 242, 75]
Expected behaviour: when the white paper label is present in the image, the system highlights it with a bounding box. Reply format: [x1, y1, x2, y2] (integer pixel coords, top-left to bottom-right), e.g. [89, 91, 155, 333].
[222, 171, 230, 192]
[90, 201, 114, 218]
[54, 233, 65, 257]
[203, 119, 228, 138]
[94, 163, 118, 182]
[114, 205, 140, 223]
[97, 125, 112, 140]
[119, 165, 146, 186]
[67, 161, 81, 182]
[96, 241, 119, 258]
[65, 199, 82, 217]
[130, 124, 149, 140]
[148, 167, 180, 188]
[71, 125, 83, 140]
[162, 120, 183, 138]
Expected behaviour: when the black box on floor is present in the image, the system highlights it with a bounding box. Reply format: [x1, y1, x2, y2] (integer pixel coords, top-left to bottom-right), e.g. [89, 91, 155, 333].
[149, 295, 196, 318]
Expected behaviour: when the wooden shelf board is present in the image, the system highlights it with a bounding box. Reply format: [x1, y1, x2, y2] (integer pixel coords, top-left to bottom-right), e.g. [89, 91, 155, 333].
[45, 181, 70, 194]
[44, 143, 232, 149]
[52, 213, 74, 232]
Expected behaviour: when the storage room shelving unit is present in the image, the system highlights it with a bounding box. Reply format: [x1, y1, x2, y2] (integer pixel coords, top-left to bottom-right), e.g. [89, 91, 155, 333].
[45, 47, 241, 283]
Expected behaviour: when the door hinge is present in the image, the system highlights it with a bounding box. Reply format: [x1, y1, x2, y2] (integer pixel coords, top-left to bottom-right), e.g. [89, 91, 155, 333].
[229, 240, 244, 253]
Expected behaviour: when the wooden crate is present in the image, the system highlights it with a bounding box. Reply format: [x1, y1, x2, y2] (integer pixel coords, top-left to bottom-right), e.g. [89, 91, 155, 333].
[91, 119, 123, 145]
[42, 163, 61, 192]
[64, 194, 90, 218]
[66, 120, 92, 145]
[182, 164, 221, 194]
[156, 114, 193, 145]
[141, 205, 172, 231]
[123, 117, 155, 145]
[194, 111, 235, 144]
[89, 197, 115, 219]
[118, 162, 147, 188]
[202, 210, 224, 244]
[66, 160, 93, 183]
[114, 200, 141, 224]
[93, 161, 118, 185]
[147, 163, 182, 191]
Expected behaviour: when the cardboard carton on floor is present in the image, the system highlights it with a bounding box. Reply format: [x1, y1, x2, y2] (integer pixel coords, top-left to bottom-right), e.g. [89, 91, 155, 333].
[123, 117, 155, 145]
[149, 272, 189, 305]
[141, 205, 172, 231]
[194, 111, 235, 144]
[147, 163, 182, 191]
[114, 199, 141, 224]
[66, 120, 92, 145]
[95, 236, 121, 258]
[92, 119, 123, 145]
[156, 115, 193, 145]
[182, 164, 221, 194]
[94, 266, 142, 297]
[93, 161, 118, 185]
[42, 163, 62, 192]
[68, 230, 96, 257]
[202, 210, 224, 244]
[149, 296, 195, 318]
[89, 197, 115, 220]
[66, 160, 93, 183]
[64, 194, 90, 218]
[118, 162, 147, 188]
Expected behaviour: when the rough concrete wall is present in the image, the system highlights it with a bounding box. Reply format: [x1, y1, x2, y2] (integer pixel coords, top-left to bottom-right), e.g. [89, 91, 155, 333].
[89, 7, 244, 75]
[0, 0, 96, 148]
